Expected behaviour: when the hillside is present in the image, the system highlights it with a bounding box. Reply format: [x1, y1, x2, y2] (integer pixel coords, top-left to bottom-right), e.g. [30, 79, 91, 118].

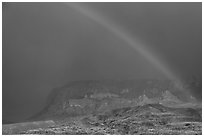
[30, 79, 200, 120]
[18, 104, 201, 135]
[3, 79, 202, 135]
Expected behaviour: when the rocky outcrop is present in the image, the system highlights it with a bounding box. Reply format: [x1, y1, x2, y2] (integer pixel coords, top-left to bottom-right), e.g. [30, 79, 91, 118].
[31, 80, 198, 120]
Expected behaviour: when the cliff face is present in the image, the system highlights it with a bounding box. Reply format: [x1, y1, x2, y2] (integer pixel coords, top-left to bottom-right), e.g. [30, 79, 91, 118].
[31, 80, 199, 120]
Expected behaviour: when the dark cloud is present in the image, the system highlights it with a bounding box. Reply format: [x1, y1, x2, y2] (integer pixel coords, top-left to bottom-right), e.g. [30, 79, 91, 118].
[2, 3, 201, 122]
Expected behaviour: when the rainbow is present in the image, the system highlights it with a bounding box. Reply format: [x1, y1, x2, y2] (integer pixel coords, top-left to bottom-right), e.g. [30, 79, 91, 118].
[67, 3, 185, 92]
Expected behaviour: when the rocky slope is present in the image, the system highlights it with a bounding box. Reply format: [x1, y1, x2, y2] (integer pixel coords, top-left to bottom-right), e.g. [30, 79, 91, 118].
[31, 79, 200, 120]
[3, 79, 202, 135]
[19, 104, 202, 135]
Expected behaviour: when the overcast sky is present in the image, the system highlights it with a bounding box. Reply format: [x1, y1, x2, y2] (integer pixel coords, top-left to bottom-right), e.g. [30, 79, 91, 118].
[2, 2, 201, 122]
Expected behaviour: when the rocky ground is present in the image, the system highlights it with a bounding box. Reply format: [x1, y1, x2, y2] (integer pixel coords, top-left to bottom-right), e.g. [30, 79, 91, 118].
[3, 80, 202, 135]
[4, 103, 201, 135]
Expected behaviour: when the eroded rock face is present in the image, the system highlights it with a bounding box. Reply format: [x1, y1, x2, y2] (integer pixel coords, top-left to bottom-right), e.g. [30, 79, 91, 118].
[31, 80, 199, 120]
[3, 80, 201, 135]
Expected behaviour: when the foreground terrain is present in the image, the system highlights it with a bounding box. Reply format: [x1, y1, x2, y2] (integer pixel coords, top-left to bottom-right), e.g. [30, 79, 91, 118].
[3, 80, 202, 135]
[3, 103, 202, 135]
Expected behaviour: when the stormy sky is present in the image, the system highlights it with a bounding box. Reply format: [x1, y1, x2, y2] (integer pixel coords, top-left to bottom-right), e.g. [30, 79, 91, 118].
[2, 3, 201, 122]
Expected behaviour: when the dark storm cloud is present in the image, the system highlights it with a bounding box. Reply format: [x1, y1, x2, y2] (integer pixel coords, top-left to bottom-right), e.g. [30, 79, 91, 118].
[3, 3, 201, 121]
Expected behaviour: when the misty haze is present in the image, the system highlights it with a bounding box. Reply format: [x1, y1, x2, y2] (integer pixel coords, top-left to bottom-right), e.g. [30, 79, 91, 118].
[2, 2, 202, 135]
